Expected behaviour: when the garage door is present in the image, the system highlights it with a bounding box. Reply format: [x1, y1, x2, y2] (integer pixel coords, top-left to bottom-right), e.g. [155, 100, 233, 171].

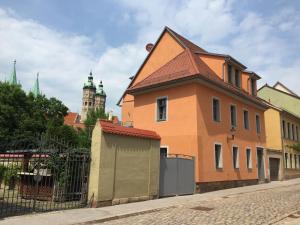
[269, 158, 280, 181]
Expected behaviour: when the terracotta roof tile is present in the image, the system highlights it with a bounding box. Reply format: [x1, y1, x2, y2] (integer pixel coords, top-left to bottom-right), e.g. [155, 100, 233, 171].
[166, 27, 207, 53]
[130, 50, 198, 90]
[64, 112, 79, 125]
[100, 120, 160, 140]
[64, 112, 85, 129]
[128, 49, 267, 108]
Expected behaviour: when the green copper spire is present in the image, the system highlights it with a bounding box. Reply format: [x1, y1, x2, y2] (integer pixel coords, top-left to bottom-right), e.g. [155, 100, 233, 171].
[9, 60, 17, 85]
[96, 80, 106, 96]
[32, 72, 40, 97]
[83, 70, 96, 89]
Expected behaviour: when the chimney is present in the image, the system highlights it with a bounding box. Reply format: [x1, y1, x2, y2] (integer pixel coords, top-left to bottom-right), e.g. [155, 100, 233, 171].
[146, 43, 154, 52]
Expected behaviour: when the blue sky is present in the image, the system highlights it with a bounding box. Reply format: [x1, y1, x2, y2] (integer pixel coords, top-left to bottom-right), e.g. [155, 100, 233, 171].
[0, 0, 300, 116]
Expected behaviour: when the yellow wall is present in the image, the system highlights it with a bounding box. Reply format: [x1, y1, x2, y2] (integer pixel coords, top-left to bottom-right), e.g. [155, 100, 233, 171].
[88, 122, 160, 206]
[264, 108, 282, 151]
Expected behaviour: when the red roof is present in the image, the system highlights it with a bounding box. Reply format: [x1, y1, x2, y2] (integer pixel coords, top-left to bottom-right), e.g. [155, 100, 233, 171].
[64, 112, 85, 129]
[128, 48, 267, 108]
[100, 120, 160, 140]
[64, 112, 79, 125]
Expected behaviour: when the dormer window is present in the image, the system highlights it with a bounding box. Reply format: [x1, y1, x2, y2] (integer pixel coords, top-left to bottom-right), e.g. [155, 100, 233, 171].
[228, 65, 233, 84]
[227, 64, 241, 88]
[235, 69, 240, 87]
[250, 78, 256, 96]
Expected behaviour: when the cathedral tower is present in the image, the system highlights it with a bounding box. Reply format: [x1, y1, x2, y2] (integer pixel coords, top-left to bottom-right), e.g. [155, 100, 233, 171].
[95, 81, 106, 111]
[80, 71, 96, 122]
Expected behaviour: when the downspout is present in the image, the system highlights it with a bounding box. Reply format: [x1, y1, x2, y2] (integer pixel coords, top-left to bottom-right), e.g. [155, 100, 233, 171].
[279, 112, 286, 180]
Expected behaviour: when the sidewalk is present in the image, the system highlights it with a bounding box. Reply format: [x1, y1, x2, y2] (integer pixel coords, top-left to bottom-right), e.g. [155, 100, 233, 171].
[1, 178, 300, 225]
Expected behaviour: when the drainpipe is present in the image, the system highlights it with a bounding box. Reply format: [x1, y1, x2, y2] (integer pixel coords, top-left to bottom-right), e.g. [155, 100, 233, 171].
[279, 112, 286, 180]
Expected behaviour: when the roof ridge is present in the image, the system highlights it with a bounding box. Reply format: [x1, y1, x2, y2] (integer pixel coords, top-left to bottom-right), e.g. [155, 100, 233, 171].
[273, 81, 298, 96]
[131, 50, 192, 89]
[165, 26, 207, 53]
[185, 48, 201, 74]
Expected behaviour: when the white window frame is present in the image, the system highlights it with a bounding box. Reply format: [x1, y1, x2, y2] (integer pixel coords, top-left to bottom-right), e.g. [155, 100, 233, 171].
[160, 145, 169, 157]
[212, 97, 221, 123]
[243, 109, 250, 130]
[214, 143, 223, 169]
[232, 145, 240, 169]
[156, 96, 168, 122]
[230, 104, 237, 128]
[246, 147, 252, 169]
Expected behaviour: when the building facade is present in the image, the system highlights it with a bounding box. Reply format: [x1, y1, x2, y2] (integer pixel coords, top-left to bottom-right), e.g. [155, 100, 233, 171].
[119, 27, 268, 192]
[258, 83, 300, 180]
[80, 71, 106, 122]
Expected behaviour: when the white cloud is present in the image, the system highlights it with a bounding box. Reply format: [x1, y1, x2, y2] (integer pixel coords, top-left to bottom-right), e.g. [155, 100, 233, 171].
[0, 8, 97, 113]
[1, 0, 300, 122]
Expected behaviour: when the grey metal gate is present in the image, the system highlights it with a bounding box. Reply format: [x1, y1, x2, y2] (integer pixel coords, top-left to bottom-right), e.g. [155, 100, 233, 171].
[159, 154, 195, 197]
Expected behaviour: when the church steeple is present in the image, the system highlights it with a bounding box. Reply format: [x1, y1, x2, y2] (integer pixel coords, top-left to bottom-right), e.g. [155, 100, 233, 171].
[32, 72, 40, 97]
[9, 60, 17, 85]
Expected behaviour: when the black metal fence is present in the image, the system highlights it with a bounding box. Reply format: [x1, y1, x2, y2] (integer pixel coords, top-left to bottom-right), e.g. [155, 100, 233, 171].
[0, 135, 90, 218]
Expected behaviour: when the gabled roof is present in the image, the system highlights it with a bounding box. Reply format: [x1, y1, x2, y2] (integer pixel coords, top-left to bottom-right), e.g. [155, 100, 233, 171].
[117, 26, 207, 106]
[128, 49, 267, 109]
[64, 112, 79, 125]
[165, 27, 207, 53]
[258, 83, 300, 100]
[118, 27, 256, 106]
[100, 120, 160, 140]
[273, 81, 298, 97]
[64, 112, 85, 129]
[129, 49, 198, 90]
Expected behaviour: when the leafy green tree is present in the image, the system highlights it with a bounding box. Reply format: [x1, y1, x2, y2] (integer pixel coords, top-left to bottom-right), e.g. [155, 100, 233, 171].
[0, 82, 31, 146]
[0, 81, 73, 149]
[79, 107, 108, 148]
[292, 143, 300, 151]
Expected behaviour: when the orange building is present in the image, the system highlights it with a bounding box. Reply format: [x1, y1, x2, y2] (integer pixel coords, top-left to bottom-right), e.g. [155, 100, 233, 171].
[118, 27, 268, 192]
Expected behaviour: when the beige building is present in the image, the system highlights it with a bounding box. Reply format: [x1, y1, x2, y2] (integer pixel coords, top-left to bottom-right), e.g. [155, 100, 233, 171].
[88, 120, 161, 207]
[264, 102, 300, 181]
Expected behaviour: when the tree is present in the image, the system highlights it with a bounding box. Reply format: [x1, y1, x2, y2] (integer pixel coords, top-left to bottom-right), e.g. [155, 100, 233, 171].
[79, 107, 108, 148]
[292, 143, 300, 151]
[0, 82, 31, 146]
[0, 81, 72, 149]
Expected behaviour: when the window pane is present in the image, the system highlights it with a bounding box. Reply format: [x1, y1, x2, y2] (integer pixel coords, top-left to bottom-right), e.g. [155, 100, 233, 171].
[251, 79, 256, 95]
[282, 120, 286, 138]
[233, 147, 238, 169]
[235, 69, 240, 87]
[213, 98, 220, 122]
[228, 65, 233, 84]
[157, 98, 167, 121]
[287, 123, 291, 139]
[160, 148, 167, 158]
[256, 115, 261, 133]
[230, 105, 237, 127]
[244, 110, 249, 129]
[246, 149, 251, 169]
[215, 144, 222, 169]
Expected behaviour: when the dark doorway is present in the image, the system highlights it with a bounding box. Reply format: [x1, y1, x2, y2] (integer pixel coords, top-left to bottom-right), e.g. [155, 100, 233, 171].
[269, 158, 280, 181]
[257, 148, 265, 181]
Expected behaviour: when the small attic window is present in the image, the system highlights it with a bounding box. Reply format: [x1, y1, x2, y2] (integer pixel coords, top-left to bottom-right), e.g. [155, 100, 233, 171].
[251, 79, 256, 95]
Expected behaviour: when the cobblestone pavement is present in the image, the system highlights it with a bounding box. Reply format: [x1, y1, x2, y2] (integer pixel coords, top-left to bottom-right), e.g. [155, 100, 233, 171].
[96, 184, 300, 225]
